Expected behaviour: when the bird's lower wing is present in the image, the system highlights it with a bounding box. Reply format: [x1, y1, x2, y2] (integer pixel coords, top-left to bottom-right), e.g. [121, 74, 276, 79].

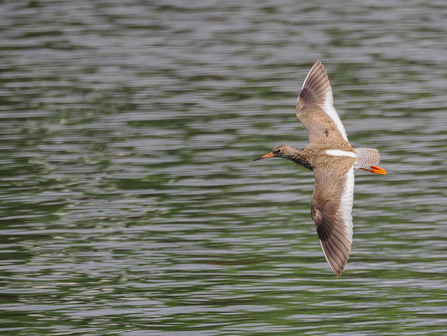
[311, 165, 355, 277]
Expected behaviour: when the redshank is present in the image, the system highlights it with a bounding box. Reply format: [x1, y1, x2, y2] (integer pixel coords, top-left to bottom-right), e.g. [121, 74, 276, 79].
[254, 61, 387, 277]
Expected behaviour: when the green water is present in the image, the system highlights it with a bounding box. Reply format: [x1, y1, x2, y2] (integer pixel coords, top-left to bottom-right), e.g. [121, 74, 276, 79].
[1, 1, 447, 335]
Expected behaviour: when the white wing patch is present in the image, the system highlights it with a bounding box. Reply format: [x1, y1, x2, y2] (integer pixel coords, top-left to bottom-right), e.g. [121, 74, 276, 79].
[339, 166, 355, 240]
[326, 150, 358, 158]
[323, 87, 349, 142]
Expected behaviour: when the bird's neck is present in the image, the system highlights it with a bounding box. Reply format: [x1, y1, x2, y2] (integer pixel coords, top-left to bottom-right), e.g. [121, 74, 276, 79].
[287, 148, 313, 171]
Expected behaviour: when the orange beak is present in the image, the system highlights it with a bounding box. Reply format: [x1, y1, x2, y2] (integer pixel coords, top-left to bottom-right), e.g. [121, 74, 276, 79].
[253, 152, 274, 161]
[360, 165, 387, 175]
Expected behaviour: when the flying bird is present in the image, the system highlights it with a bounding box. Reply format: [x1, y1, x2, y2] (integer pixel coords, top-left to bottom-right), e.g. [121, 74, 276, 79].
[254, 61, 387, 277]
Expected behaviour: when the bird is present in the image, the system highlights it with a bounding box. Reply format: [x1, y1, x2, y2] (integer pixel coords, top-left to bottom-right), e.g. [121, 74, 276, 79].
[253, 61, 387, 277]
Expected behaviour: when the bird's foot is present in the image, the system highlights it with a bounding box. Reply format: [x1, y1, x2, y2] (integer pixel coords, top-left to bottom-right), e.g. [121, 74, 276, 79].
[360, 165, 387, 175]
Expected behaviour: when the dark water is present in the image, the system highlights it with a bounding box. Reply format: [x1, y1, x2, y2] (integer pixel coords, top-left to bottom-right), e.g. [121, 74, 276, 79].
[1, 1, 447, 335]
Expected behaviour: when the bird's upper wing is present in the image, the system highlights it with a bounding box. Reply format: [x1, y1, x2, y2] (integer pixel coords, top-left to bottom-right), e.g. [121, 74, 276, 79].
[311, 164, 355, 277]
[296, 61, 349, 143]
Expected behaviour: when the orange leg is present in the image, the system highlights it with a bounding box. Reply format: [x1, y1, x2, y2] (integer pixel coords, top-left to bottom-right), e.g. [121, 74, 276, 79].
[360, 165, 387, 175]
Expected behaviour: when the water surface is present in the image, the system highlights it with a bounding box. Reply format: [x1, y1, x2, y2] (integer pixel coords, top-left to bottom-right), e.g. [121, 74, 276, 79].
[1, 1, 447, 335]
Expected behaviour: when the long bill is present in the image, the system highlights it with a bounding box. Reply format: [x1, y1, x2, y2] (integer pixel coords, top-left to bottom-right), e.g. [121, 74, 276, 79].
[253, 152, 274, 161]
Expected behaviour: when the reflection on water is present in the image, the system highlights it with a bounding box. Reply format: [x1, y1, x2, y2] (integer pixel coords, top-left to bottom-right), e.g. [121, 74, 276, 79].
[1, 0, 447, 335]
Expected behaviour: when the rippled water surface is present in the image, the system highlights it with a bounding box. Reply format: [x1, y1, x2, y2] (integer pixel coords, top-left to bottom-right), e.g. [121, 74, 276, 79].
[1, 1, 447, 335]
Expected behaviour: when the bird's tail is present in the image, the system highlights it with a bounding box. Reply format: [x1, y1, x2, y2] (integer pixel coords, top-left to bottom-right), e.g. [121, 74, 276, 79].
[353, 148, 380, 169]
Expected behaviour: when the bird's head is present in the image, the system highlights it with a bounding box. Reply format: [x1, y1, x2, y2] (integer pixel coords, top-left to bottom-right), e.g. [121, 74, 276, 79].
[253, 145, 296, 161]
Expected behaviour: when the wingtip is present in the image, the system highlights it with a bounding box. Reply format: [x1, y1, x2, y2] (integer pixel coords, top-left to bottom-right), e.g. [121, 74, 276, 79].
[311, 60, 324, 72]
[298, 61, 330, 105]
[330, 263, 345, 277]
[330, 264, 344, 277]
[319, 239, 349, 278]
[332, 268, 343, 278]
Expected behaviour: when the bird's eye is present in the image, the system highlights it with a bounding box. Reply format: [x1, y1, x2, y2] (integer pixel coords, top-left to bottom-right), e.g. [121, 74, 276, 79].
[274, 148, 282, 154]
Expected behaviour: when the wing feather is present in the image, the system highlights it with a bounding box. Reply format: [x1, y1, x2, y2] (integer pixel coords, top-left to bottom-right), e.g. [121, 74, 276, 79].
[296, 61, 349, 143]
[312, 165, 355, 277]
